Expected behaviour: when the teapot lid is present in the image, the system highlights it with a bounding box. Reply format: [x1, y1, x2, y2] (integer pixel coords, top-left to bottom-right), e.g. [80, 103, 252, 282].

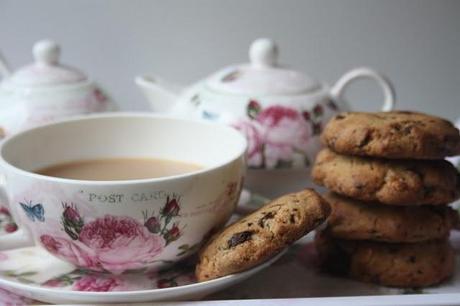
[206, 38, 320, 95]
[8, 40, 87, 86]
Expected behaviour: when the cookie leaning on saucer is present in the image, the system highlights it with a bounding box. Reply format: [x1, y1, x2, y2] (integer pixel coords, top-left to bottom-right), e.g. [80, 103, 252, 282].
[312, 148, 460, 205]
[324, 193, 458, 243]
[322, 111, 460, 159]
[195, 189, 331, 282]
[315, 231, 455, 288]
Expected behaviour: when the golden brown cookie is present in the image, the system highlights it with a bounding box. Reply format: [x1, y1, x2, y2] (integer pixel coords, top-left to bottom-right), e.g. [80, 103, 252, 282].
[315, 232, 455, 288]
[324, 193, 457, 242]
[195, 189, 331, 282]
[312, 148, 460, 205]
[322, 111, 460, 159]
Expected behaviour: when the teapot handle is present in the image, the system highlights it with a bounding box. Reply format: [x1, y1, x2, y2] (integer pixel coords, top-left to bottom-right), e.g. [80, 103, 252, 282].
[330, 67, 396, 111]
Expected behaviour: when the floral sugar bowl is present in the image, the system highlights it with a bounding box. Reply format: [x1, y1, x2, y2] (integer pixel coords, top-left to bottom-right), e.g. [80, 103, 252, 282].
[0, 39, 115, 137]
[136, 38, 396, 196]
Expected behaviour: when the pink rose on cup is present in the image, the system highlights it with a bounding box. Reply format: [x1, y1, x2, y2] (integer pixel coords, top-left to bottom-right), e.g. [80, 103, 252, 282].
[0, 207, 10, 215]
[41, 215, 165, 274]
[161, 196, 180, 217]
[62, 203, 84, 240]
[63, 204, 81, 223]
[78, 215, 165, 273]
[144, 216, 161, 234]
[73, 275, 122, 292]
[0, 206, 18, 234]
[164, 223, 181, 244]
[4, 223, 17, 233]
[40, 235, 96, 268]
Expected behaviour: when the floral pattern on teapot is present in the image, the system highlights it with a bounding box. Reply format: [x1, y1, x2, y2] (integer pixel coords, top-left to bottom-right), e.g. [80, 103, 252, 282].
[232, 99, 339, 169]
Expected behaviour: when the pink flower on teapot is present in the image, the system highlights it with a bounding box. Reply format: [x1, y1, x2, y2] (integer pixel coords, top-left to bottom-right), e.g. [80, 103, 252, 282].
[234, 102, 314, 169]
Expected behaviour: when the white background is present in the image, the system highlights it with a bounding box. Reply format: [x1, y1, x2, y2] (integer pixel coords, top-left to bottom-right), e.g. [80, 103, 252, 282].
[1, 0, 459, 119]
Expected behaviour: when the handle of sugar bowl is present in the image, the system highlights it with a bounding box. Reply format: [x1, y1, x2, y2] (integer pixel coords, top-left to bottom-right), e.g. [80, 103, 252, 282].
[330, 67, 396, 111]
[0, 175, 34, 250]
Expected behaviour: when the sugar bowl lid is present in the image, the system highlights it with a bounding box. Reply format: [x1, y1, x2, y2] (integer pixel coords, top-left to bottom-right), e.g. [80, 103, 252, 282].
[205, 38, 320, 95]
[8, 40, 87, 87]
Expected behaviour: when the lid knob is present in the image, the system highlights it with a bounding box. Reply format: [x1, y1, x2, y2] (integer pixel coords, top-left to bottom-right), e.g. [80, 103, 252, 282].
[33, 40, 60, 66]
[249, 38, 278, 68]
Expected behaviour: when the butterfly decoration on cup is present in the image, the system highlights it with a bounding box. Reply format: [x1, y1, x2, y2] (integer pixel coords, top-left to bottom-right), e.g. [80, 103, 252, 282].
[201, 110, 219, 120]
[19, 200, 45, 222]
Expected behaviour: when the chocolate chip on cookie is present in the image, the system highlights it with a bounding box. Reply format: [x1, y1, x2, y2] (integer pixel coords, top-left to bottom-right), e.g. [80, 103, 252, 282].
[195, 189, 331, 282]
[312, 148, 460, 205]
[322, 111, 460, 159]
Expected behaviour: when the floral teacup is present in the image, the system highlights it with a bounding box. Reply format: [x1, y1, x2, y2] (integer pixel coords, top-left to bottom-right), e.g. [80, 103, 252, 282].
[0, 113, 246, 274]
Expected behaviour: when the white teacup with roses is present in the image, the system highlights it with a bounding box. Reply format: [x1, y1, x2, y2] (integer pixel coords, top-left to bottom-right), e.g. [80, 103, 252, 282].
[0, 113, 246, 274]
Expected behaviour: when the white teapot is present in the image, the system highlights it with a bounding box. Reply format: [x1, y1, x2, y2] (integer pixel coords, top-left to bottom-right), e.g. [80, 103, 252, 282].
[137, 38, 395, 172]
[0, 40, 115, 137]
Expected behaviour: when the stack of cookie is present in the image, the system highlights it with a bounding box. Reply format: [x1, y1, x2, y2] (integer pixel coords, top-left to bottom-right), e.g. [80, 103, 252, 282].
[312, 111, 460, 288]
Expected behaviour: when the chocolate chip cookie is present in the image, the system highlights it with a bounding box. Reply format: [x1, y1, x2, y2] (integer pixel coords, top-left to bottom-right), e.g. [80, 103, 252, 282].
[195, 189, 331, 282]
[324, 193, 457, 242]
[312, 148, 460, 205]
[315, 231, 455, 287]
[322, 111, 460, 159]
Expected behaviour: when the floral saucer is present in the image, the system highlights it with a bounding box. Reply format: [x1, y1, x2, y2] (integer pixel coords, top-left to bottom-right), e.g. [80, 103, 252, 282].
[0, 190, 274, 304]
[0, 246, 285, 304]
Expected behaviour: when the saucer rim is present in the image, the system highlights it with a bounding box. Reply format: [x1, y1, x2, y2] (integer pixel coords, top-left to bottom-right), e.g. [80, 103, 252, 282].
[0, 249, 286, 297]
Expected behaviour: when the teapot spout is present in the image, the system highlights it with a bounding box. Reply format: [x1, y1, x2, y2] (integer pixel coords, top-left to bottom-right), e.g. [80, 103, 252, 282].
[135, 75, 181, 113]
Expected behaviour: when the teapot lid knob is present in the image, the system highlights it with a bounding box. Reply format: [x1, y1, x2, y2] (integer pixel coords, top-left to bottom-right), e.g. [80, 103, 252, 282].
[33, 40, 60, 65]
[8, 39, 86, 86]
[207, 37, 320, 95]
[249, 38, 278, 68]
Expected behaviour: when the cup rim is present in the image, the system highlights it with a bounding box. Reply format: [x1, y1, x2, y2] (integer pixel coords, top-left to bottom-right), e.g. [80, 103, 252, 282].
[0, 112, 247, 185]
